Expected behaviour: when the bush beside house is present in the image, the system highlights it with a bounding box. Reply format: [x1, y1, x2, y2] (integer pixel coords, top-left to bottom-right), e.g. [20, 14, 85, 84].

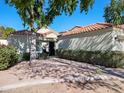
[56, 49, 124, 68]
[22, 52, 49, 61]
[0, 45, 19, 70]
[22, 52, 30, 61]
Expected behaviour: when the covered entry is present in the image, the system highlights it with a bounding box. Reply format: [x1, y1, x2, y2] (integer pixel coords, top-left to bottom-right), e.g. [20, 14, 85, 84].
[49, 41, 55, 56]
[36, 38, 56, 56]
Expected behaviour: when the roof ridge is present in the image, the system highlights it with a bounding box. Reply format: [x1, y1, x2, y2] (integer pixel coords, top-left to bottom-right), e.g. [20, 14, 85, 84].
[67, 26, 82, 32]
[60, 22, 114, 37]
[75, 25, 82, 27]
[63, 23, 111, 33]
[96, 22, 113, 26]
[81, 23, 102, 28]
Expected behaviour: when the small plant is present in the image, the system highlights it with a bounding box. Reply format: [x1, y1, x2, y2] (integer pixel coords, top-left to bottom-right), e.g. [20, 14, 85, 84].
[96, 68, 103, 75]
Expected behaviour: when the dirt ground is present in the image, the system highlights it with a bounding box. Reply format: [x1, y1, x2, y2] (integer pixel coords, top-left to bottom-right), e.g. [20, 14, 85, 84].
[1, 80, 124, 93]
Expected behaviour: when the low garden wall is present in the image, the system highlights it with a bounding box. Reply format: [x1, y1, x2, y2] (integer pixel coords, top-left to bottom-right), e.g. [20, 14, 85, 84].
[0, 39, 8, 45]
[56, 49, 124, 68]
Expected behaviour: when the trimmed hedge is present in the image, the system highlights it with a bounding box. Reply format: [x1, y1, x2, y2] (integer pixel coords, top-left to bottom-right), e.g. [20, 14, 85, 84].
[22, 52, 30, 61]
[37, 53, 49, 59]
[56, 49, 124, 68]
[0, 45, 19, 70]
[22, 52, 49, 61]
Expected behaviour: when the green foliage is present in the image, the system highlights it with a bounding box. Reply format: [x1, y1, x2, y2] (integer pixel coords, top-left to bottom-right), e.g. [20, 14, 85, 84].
[22, 52, 49, 60]
[56, 49, 124, 68]
[3, 27, 15, 39]
[0, 26, 15, 39]
[0, 26, 5, 39]
[6, 0, 94, 30]
[0, 45, 19, 70]
[104, 0, 124, 25]
[22, 53, 30, 61]
[37, 52, 49, 60]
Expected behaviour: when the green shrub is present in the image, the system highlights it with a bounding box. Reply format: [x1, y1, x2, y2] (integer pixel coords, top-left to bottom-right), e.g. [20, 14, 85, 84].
[37, 52, 49, 60]
[56, 49, 124, 68]
[0, 45, 19, 70]
[22, 52, 49, 61]
[22, 52, 30, 61]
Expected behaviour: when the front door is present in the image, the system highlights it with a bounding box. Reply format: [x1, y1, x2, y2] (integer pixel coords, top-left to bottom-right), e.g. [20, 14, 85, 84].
[49, 42, 55, 56]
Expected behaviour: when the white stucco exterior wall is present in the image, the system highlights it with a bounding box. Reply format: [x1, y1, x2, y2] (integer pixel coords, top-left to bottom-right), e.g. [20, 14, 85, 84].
[112, 28, 124, 51]
[46, 33, 58, 39]
[0, 39, 8, 45]
[58, 28, 114, 51]
[8, 35, 36, 54]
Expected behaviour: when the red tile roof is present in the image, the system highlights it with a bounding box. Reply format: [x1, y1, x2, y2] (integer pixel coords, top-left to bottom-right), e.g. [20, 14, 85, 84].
[115, 24, 124, 29]
[11, 28, 58, 37]
[60, 23, 124, 37]
[10, 30, 42, 36]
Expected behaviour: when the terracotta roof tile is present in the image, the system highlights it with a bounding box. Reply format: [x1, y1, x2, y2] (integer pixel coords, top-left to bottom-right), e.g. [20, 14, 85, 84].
[60, 23, 124, 37]
[115, 24, 124, 29]
[11, 28, 59, 37]
[10, 30, 42, 36]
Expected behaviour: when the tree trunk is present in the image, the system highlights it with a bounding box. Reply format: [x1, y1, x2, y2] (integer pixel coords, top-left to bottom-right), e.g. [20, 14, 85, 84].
[29, 26, 37, 65]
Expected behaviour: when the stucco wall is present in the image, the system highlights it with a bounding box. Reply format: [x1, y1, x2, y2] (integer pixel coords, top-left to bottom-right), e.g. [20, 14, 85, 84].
[8, 34, 42, 59]
[112, 28, 124, 51]
[8, 35, 31, 53]
[46, 33, 58, 39]
[0, 39, 8, 45]
[57, 28, 114, 51]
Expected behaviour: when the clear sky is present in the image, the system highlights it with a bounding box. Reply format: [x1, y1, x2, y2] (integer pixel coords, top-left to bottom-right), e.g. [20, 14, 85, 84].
[0, 0, 110, 32]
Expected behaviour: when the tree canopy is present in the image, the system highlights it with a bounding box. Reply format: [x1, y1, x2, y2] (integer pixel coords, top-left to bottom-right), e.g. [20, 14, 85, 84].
[6, 0, 94, 31]
[0, 26, 15, 39]
[104, 0, 124, 25]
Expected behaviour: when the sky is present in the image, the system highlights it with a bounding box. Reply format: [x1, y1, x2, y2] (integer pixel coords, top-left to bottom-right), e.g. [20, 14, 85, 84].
[0, 0, 110, 32]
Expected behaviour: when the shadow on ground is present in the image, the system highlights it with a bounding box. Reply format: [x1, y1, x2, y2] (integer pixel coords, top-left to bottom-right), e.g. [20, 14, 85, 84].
[102, 68, 124, 79]
[65, 80, 124, 93]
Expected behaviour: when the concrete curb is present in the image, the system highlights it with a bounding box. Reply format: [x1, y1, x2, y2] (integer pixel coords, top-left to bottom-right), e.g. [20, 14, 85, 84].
[0, 79, 62, 91]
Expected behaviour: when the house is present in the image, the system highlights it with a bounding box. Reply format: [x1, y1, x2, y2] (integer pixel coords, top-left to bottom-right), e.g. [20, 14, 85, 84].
[58, 23, 124, 51]
[8, 27, 58, 59]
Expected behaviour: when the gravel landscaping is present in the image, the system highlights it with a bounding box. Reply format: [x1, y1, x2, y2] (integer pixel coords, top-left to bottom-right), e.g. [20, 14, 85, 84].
[0, 57, 124, 93]
[8, 58, 120, 85]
